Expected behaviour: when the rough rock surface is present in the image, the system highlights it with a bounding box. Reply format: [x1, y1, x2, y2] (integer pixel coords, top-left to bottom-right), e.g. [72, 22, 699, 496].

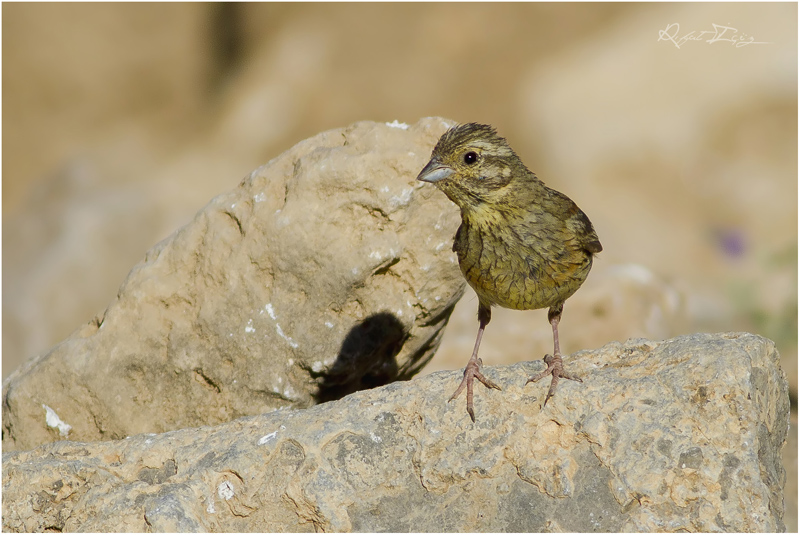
[2, 332, 788, 532]
[2, 118, 465, 452]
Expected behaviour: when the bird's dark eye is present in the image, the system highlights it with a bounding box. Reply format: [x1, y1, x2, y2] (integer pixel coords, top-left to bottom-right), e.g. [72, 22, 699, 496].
[463, 151, 478, 165]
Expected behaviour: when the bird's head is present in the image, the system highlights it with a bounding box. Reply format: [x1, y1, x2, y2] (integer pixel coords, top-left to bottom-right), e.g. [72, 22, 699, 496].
[416, 123, 529, 209]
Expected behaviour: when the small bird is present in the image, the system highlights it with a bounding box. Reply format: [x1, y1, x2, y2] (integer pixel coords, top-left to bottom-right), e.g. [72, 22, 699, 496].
[417, 123, 602, 421]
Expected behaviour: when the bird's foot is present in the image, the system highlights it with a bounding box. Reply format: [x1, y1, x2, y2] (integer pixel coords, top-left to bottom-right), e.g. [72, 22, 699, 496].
[526, 353, 582, 406]
[449, 357, 501, 422]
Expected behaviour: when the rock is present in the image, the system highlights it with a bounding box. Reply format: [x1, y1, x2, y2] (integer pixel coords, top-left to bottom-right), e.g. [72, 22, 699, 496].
[2, 333, 788, 532]
[2, 118, 465, 452]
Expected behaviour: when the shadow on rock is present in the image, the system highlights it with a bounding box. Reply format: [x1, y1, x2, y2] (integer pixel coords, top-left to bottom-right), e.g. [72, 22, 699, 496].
[314, 312, 406, 404]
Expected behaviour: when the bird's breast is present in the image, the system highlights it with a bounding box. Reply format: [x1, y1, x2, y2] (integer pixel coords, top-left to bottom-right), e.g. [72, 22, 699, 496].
[454, 213, 593, 311]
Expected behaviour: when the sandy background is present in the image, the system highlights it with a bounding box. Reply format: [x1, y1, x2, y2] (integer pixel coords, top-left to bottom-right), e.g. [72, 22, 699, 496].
[3, 3, 796, 528]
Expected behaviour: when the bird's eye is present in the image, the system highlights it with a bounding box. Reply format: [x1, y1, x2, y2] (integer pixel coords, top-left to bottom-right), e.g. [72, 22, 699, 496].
[463, 151, 478, 165]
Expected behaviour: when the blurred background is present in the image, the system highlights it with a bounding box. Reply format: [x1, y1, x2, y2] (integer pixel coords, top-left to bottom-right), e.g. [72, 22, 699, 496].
[2, 3, 796, 527]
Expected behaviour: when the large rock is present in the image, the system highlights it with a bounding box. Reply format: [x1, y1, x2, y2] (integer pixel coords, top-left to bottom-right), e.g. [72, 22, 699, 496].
[1, 333, 788, 532]
[2, 118, 465, 451]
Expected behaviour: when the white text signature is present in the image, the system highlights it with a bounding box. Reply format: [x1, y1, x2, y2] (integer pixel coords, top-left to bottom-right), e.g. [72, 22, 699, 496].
[658, 23, 770, 49]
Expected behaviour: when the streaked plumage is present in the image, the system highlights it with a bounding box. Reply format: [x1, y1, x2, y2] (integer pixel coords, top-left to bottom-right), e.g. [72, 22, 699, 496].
[417, 123, 601, 421]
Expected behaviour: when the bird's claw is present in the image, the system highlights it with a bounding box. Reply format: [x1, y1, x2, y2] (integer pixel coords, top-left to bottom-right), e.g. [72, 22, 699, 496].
[526, 353, 582, 406]
[449, 358, 501, 422]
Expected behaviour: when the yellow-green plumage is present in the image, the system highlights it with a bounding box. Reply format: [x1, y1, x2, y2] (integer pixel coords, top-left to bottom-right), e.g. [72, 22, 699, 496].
[417, 122, 602, 420]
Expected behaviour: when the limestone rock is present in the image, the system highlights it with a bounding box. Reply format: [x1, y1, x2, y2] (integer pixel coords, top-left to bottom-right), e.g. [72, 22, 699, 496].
[2, 333, 788, 532]
[2, 118, 465, 451]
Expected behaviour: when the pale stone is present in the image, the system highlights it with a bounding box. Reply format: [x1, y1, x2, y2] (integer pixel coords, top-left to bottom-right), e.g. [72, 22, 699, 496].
[2, 333, 788, 532]
[2, 118, 465, 451]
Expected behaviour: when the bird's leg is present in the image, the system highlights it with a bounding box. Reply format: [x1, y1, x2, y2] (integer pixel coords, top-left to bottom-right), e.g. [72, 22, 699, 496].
[526, 303, 582, 405]
[449, 304, 501, 422]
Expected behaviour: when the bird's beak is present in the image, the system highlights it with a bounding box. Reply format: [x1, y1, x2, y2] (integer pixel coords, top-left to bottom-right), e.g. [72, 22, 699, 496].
[416, 159, 454, 183]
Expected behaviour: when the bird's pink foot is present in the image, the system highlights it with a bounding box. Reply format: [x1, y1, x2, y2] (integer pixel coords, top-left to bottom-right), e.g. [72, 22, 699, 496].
[526, 353, 582, 406]
[449, 357, 501, 422]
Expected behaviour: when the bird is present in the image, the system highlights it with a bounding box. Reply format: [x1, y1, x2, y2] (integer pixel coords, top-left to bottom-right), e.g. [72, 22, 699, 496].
[416, 123, 602, 421]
